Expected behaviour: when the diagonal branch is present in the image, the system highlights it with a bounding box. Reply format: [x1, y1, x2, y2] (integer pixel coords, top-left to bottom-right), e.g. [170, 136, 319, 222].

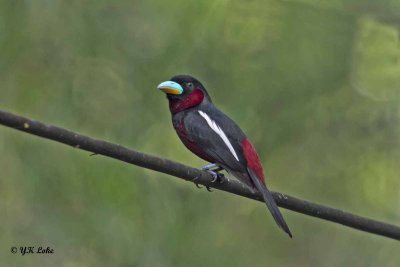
[0, 109, 399, 241]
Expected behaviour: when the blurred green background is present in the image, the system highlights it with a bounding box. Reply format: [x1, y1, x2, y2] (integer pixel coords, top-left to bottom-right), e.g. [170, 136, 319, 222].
[1, 0, 400, 266]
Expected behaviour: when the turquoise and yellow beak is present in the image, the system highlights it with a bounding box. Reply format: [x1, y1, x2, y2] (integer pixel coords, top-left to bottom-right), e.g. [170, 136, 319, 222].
[157, 81, 183, 95]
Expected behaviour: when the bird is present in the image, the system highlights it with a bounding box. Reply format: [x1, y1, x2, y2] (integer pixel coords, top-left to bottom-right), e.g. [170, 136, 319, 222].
[157, 74, 292, 238]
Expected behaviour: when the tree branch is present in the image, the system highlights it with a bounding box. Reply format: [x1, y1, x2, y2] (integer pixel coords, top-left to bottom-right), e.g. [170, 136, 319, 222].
[0, 109, 399, 241]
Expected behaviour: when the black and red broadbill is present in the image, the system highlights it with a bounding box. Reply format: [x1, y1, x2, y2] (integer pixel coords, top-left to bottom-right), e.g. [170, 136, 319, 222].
[158, 75, 292, 237]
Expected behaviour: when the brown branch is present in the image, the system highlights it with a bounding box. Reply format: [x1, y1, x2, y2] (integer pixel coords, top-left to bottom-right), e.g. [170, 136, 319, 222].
[0, 109, 399, 241]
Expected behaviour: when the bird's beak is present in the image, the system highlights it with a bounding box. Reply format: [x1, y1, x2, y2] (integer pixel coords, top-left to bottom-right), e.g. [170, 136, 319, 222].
[157, 81, 183, 95]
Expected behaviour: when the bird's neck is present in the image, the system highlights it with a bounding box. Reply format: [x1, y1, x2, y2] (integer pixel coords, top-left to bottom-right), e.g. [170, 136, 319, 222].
[169, 89, 205, 114]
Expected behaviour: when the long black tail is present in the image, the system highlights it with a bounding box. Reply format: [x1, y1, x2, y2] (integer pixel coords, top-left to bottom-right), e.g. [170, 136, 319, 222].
[247, 168, 292, 238]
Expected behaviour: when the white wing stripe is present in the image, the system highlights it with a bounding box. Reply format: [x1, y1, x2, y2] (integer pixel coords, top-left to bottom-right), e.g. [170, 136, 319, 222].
[198, 110, 239, 161]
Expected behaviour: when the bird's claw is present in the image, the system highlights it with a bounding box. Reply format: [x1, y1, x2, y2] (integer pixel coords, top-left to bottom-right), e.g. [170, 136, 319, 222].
[208, 170, 225, 184]
[200, 164, 225, 184]
[192, 176, 214, 192]
[192, 176, 203, 189]
[193, 167, 224, 191]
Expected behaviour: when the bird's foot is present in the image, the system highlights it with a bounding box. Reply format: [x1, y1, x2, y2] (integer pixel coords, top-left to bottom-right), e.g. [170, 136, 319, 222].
[207, 170, 225, 184]
[200, 164, 225, 184]
[194, 164, 224, 192]
[192, 176, 213, 191]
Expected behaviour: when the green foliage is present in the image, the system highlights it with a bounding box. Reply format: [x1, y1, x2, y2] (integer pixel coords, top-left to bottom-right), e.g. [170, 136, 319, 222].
[0, 0, 399, 266]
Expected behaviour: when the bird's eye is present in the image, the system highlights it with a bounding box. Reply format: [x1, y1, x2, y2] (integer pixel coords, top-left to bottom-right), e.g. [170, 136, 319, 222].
[186, 82, 194, 89]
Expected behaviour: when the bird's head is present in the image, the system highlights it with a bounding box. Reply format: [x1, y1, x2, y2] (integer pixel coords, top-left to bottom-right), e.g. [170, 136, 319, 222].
[157, 74, 212, 113]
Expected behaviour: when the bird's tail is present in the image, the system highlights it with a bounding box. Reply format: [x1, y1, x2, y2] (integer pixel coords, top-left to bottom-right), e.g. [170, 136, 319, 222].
[247, 168, 292, 238]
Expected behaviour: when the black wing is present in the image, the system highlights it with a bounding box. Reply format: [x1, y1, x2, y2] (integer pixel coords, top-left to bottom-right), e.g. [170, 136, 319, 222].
[184, 106, 247, 172]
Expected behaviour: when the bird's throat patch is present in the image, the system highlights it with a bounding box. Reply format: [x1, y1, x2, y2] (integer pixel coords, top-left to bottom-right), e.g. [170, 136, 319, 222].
[169, 89, 205, 114]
